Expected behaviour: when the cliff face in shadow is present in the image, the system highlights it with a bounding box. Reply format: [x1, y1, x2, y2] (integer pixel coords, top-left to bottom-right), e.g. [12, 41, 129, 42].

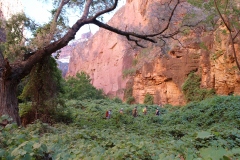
[66, 0, 240, 105]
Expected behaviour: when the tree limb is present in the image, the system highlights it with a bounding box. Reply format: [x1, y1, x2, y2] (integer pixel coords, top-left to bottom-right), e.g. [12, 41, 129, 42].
[91, 0, 180, 39]
[90, 0, 118, 20]
[229, 32, 240, 71]
[126, 35, 146, 48]
[13, 1, 94, 79]
[81, 0, 93, 20]
[146, 0, 180, 37]
[13, 0, 181, 79]
[52, 0, 70, 24]
[233, 30, 240, 41]
[214, 0, 240, 71]
[92, 19, 157, 43]
[214, 0, 231, 32]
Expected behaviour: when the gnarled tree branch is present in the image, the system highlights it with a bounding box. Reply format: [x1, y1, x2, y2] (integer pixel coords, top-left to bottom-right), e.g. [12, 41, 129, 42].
[90, 0, 118, 20]
[92, 19, 157, 43]
[214, 0, 240, 71]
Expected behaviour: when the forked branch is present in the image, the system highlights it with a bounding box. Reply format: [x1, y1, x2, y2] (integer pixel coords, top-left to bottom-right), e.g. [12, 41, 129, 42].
[14, 0, 182, 78]
[91, 0, 180, 47]
[214, 0, 240, 71]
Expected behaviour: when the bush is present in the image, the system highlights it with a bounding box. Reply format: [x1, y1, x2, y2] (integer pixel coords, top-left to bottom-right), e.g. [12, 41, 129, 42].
[122, 68, 136, 78]
[144, 93, 154, 105]
[126, 96, 135, 104]
[18, 56, 66, 126]
[112, 97, 122, 103]
[182, 72, 215, 102]
[64, 72, 106, 100]
[52, 106, 73, 124]
[124, 87, 135, 104]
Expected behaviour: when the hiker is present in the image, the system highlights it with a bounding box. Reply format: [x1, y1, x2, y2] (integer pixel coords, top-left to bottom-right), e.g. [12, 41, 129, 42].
[119, 108, 123, 114]
[108, 109, 112, 118]
[106, 109, 112, 119]
[155, 108, 160, 116]
[143, 106, 148, 115]
[132, 106, 138, 117]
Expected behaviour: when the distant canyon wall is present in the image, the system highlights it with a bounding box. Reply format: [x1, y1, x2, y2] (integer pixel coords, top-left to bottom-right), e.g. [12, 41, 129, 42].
[67, 0, 240, 105]
[132, 31, 240, 105]
[67, 0, 155, 99]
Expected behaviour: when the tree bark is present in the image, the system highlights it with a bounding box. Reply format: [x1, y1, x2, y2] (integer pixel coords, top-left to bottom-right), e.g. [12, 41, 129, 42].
[0, 78, 21, 126]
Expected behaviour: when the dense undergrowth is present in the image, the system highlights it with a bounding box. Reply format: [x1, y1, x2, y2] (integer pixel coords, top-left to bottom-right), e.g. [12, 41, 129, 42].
[1, 96, 240, 159]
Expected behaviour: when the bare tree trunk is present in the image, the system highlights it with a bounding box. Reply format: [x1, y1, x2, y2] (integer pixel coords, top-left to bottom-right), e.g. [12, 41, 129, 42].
[0, 78, 21, 126]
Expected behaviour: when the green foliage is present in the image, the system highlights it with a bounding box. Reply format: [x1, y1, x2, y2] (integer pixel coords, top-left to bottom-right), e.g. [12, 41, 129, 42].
[122, 68, 137, 78]
[112, 97, 122, 103]
[182, 72, 215, 102]
[126, 96, 135, 104]
[144, 93, 154, 105]
[199, 42, 208, 51]
[182, 28, 191, 36]
[124, 88, 133, 99]
[211, 50, 224, 60]
[18, 56, 68, 124]
[132, 58, 138, 66]
[19, 103, 32, 117]
[0, 13, 35, 62]
[0, 115, 13, 124]
[1, 96, 240, 159]
[187, 0, 240, 39]
[124, 87, 135, 104]
[51, 104, 73, 124]
[64, 71, 105, 100]
[0, 119, 50, 159]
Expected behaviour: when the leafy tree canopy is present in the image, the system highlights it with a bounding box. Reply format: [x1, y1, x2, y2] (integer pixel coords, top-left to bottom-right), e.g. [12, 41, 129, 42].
[64, 71, 106, 100]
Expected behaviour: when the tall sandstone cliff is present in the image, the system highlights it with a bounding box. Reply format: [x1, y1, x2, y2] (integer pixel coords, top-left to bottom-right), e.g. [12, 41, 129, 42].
[67, 0, 240, 105]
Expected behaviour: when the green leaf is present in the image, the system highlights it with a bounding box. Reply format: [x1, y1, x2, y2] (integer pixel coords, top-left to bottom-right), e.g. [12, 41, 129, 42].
[11, 148, 20, 156]
[0, 149, 5, 157]
[33, 143, 41, 149]
[223, 155, 231, 160]
[4, 123, 17, 130]
[196, 131, 214, 139]
[22, 154, 32, 160]
[200, 147, 227, 160]
[20, 150, 27, 155]
[19, 141, 28, 148]
[231, 148, 240, 154]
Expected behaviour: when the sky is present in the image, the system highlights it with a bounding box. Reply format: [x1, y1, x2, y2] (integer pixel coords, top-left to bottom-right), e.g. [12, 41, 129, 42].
[21, 0, 126, 39]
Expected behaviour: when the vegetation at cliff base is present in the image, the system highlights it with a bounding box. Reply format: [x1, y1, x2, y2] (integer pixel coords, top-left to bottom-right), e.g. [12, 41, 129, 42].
[144, 93, 154, 105]
[182, 72, 215, 102]
[1, 95, 240, 159]
[63, 72, 105, 100]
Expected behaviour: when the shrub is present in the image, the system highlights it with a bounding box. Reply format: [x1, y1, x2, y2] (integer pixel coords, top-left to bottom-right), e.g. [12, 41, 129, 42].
[122, 68, 136, 78]
[126, 96, 135, 104]
[18, 57, 66, 125]
[182, 72, 215, 102]
[144, 93, 154, 105]
[52, 106, 73, 124]
[112, 97, 122, 103]
[64, 72, 106, 100]
[124, 88, 133, 98]
[124, 87, 135, 104]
